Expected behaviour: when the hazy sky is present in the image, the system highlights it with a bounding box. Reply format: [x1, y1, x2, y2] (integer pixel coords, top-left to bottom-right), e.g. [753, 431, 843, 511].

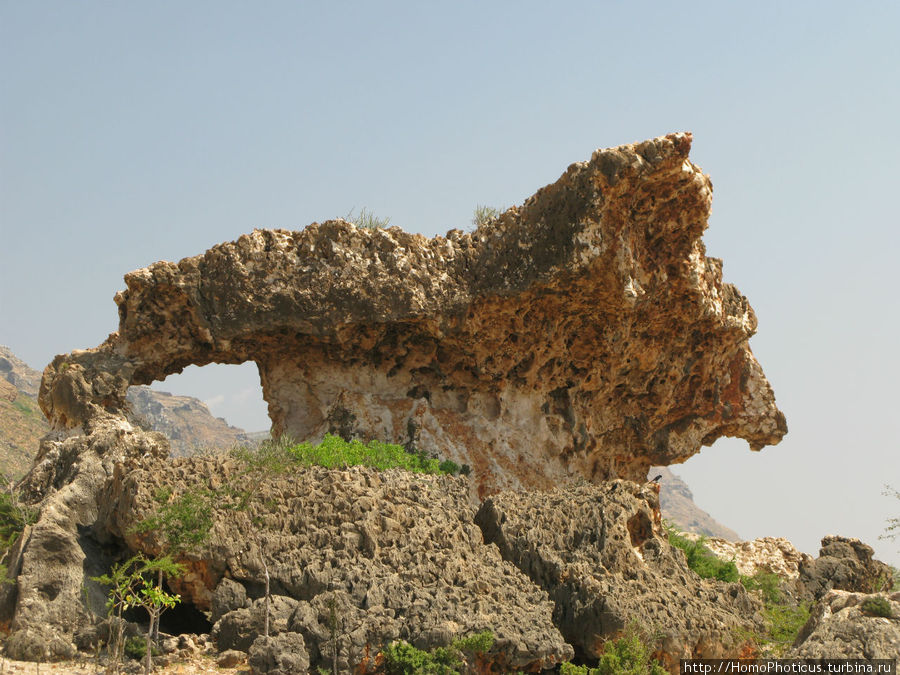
[1, 1, 898, 566]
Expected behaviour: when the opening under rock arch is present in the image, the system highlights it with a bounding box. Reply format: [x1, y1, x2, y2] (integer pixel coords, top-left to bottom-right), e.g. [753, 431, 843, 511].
[126, 362, 270, 457]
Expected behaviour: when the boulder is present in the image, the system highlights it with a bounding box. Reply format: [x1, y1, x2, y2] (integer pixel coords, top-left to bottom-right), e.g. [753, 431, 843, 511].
[211, 576, 250, 624]
[797, 536, 895, 601]
[248, 632, 310, 675]
[475, 480, 764, 668]
[788, 590, 900, 658]
[213, 595, 300, 652]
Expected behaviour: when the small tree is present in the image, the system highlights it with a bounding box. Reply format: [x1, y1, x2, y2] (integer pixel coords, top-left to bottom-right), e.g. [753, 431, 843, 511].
[93, 554, 184, 675]
[131, 486, 214, 650]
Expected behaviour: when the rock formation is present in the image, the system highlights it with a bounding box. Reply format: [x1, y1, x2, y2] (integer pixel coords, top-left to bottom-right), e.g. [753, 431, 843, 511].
[0, 347, 253, 479]
[3, 133, 790, 665]
[36, 132, 785, 499]
[475, 481, 763, 669]
[797, 536, 895, 602]
[108, 458, 574, 672]
[788, 590, 900, 658]
[682, 535, 813, 579]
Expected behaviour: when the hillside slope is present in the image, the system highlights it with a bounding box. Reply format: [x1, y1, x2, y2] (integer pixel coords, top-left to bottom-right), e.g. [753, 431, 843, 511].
[650, 465, 740, 540]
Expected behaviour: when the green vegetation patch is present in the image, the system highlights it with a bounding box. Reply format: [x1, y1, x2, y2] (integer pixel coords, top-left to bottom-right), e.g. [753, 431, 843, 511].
[232, 434, 465, 477]
[664, 523, 740, 582]
[380, 630, 494, 675]
[559, 622, 665, 675]
[860, 596, 894, 618]
[10, 395, 38, 417]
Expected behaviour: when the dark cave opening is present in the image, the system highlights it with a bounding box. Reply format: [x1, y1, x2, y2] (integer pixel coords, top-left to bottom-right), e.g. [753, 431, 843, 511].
[123, 589, 213, 636]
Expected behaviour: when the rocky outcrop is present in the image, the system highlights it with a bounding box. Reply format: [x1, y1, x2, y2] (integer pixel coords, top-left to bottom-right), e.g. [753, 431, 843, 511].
[683, 535, 812, 579]
[37, 133, 785, 498]
[474, 480, 763, 668]
[649, 466, 739, 539]
[1, 420, 170, 660]
[788, 590, 900, 658]
[797, 536, 895, 602]
[5, 134, 789, 665]
[103, 455, 572, 672]
[0, 346, 254, 479]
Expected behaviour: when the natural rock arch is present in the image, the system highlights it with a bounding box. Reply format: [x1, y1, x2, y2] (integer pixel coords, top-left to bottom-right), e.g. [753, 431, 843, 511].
[38, 132, 785, 498]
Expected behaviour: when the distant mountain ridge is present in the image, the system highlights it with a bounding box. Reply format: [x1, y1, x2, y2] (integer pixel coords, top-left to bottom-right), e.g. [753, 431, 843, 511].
[649, 465, 740, 540]
[126, 385, 254, 456]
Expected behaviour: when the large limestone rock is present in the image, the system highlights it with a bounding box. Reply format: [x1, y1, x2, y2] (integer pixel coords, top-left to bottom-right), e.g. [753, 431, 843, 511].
[109, 456, 574, 672]
[37, 132, 785, 498]
[797, 536, 895, 602]
[474, 481, 764, 668]
[5, 134, 788, 662]
[788, 590, 900, 658]
[682, 535, 813, 579]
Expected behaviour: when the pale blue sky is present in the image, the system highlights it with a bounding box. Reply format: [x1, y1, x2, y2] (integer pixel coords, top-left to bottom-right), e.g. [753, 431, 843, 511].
[1, 1, 898, 565]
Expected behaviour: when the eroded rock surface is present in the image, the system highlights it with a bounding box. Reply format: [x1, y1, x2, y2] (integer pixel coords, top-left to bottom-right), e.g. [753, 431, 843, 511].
[474, 481, 763, 668]
[38, 133, 784, 497]
[797, 536, 895, 602]
[108, 457, 573, 672]
[788, 590, 900, 658]
[6, 134, 789, 664]
[683, 535, 813, 579]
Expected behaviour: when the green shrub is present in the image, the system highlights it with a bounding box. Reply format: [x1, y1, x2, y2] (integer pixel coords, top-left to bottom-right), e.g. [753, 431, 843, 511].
[665, 524, 739, 582]
[123, 635, 160, 661]
[451, 629, 494, 653]
[285, 434, 461, 476]
[382, 640, 459, 675]
[381, 631, 494, 675]
[763, 602, 810, 650]
[133, 486, 213, 553]
[741, 571, 783, 605]
[229, 436, 298, 474]
[0, 490, 36, 550]
[559, 623, 665, 675]
[860, 596, 893, 618]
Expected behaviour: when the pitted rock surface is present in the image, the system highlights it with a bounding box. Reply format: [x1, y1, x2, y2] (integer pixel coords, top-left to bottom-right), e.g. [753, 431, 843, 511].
[788, 590, 900, 658]
[38, 133, 784, 497]
[106, 456, 573, 672]
[682, 535, 813, 579]
[474, 480, 764, 668]
[797, 536, 895, 602]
